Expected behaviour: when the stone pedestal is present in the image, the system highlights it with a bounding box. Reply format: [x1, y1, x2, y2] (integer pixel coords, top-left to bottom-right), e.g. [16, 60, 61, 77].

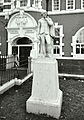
[26, 58, 63, 119]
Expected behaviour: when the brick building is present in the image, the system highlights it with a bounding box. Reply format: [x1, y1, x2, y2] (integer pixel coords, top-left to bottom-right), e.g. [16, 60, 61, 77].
[0, 0, 84, 60]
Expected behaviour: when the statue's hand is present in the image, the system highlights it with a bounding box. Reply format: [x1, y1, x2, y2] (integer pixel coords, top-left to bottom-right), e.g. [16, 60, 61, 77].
[37, 34, 40, 40]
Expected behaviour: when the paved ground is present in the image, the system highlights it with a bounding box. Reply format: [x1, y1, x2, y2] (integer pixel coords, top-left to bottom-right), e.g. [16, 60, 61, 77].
[0, 76, 84, 120]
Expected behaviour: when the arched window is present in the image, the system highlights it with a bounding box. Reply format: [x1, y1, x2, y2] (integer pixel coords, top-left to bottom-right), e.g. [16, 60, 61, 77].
[71, 27, 84, 57]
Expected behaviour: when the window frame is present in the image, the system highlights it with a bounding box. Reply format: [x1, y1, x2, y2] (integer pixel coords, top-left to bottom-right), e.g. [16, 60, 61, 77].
[32, 0, 42, 8]
[66, 0, 75, 10]
[81, 0, 84, 9]
[52, 0, 60, 11]
[52, 23, 64, 57]
[20, 0, 27, 7]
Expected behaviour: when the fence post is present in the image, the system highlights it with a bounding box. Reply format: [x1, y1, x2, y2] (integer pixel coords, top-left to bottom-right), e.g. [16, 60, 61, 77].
[27, 57, 31, 74]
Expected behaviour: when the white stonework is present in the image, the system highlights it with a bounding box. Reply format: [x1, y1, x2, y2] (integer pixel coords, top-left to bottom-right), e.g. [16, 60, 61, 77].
[7, 10, 38, 58]
[26, 58, 63, 119]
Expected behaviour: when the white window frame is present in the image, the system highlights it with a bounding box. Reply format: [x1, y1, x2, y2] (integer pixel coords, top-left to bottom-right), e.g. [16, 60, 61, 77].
[52, 0, 60, 11]
[32, 0, 42, 9]
[81, 0, 84, 9]
[52, 23, 64, 58]
[20, 0, 27, 7]
[66, 0, 75, 10]
[71, 27, 84, 58]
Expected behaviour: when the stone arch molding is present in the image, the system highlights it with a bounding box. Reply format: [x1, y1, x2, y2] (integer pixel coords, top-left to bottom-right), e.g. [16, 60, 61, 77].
[7, 10, 38, 56]
[71, 27, 84, 57]
[75, 27, 84, 37]
[72, 27, 84, 43]
[7, 10, 37, 43]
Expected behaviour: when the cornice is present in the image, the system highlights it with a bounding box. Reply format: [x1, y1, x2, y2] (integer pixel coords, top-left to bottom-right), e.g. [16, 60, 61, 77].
[1, 8, 84, 17]
[48, 9, 84, 15]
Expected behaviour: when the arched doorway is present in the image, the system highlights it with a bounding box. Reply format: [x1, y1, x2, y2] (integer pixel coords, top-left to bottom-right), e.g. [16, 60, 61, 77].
[7, 10, 38, 58]
[12, 37, 32, 67]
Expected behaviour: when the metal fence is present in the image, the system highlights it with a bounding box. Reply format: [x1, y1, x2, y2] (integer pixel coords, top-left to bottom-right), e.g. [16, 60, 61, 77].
[0, 55, 31, 86]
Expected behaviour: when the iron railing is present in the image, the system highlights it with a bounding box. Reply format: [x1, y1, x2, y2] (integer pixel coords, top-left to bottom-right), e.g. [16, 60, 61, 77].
[0, 55, 32, 86]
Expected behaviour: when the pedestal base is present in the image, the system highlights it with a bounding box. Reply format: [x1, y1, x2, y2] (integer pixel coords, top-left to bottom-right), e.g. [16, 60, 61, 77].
[26, 58, 63, 119]
[26, 89, 62, 119]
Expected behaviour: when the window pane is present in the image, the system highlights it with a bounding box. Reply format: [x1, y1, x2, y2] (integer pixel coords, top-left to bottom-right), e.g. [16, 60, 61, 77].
[20, 0, 27, 6]
[67, 0, 74, 9]
[12, 46, 18, 55]
[53, 46, 60, 54]
[35, 0, 38, 7]
[53, 47, 56, 54]
[53, 38, 60, 45]
[57, 46, 60, 54]
[76, 29, 84, 43]
[81, 45, 84, 54]
[76, 45, 80, 54]
[53, 0, 60, 10]
[55, 28, 60, 36]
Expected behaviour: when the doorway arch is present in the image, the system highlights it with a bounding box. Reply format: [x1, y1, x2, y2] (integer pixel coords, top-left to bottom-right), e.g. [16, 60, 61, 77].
[12, 37, 32, 67]
[7, 10, 38, 57]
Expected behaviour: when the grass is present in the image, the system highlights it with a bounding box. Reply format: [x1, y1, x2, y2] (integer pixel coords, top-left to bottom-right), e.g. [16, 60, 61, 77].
[0, 76, 84, 120]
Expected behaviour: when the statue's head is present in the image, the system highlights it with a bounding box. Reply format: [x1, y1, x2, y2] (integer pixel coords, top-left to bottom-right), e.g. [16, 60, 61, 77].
[41, 11, 48, 18]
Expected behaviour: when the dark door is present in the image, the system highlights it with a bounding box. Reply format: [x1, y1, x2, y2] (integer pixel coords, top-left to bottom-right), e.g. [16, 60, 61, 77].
[12, 46, 18, 55]
[19, 46, 32, 67]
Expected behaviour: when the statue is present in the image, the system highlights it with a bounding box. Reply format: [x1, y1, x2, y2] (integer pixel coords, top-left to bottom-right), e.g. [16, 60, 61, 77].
[37, 11, 55, 57]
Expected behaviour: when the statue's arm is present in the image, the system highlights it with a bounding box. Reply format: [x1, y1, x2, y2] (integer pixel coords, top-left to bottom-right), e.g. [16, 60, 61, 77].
[37, 21, 41, 35]
[37, 21, 41, 40]
[45, 17, 53, 26]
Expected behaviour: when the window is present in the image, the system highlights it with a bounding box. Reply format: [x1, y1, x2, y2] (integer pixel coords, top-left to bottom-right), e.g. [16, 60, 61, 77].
[20, 0, 27, 7]
[81, 0, 84, 9]
[35, 0, 39, 7]
[53, 28, 60, 55]
[0, 0, 3, 11]
[72, 27, 84, 57]
[52, 0, 60, 11]
[66, 0, 75, 10]
[76, 30, 84, 55]
[76, 44, 84, 54]
[32, 0, 42, 8]
[52, 23, 64, 57]
[12, 46, 18, 55]
[4, 0, 11, 2]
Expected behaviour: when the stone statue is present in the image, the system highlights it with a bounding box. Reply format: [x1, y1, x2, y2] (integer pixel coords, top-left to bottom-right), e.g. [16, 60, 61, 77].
[37, 11, 55, 57]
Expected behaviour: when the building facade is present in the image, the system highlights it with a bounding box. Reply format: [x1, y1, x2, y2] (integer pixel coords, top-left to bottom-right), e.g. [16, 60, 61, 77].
[0, 0, 84, 61]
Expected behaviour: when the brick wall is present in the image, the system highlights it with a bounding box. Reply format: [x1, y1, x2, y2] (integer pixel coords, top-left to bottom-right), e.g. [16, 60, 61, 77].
[75, 0, 81, 9]
[42, 0, 46, 10]
[48, 0, 81, 11]
[60, 0, 66, 10]
[0, 17, 7, 55]
[58, 59, 84, 75]
[0, 9, 84, 57]
[50, 13, 84, 56]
